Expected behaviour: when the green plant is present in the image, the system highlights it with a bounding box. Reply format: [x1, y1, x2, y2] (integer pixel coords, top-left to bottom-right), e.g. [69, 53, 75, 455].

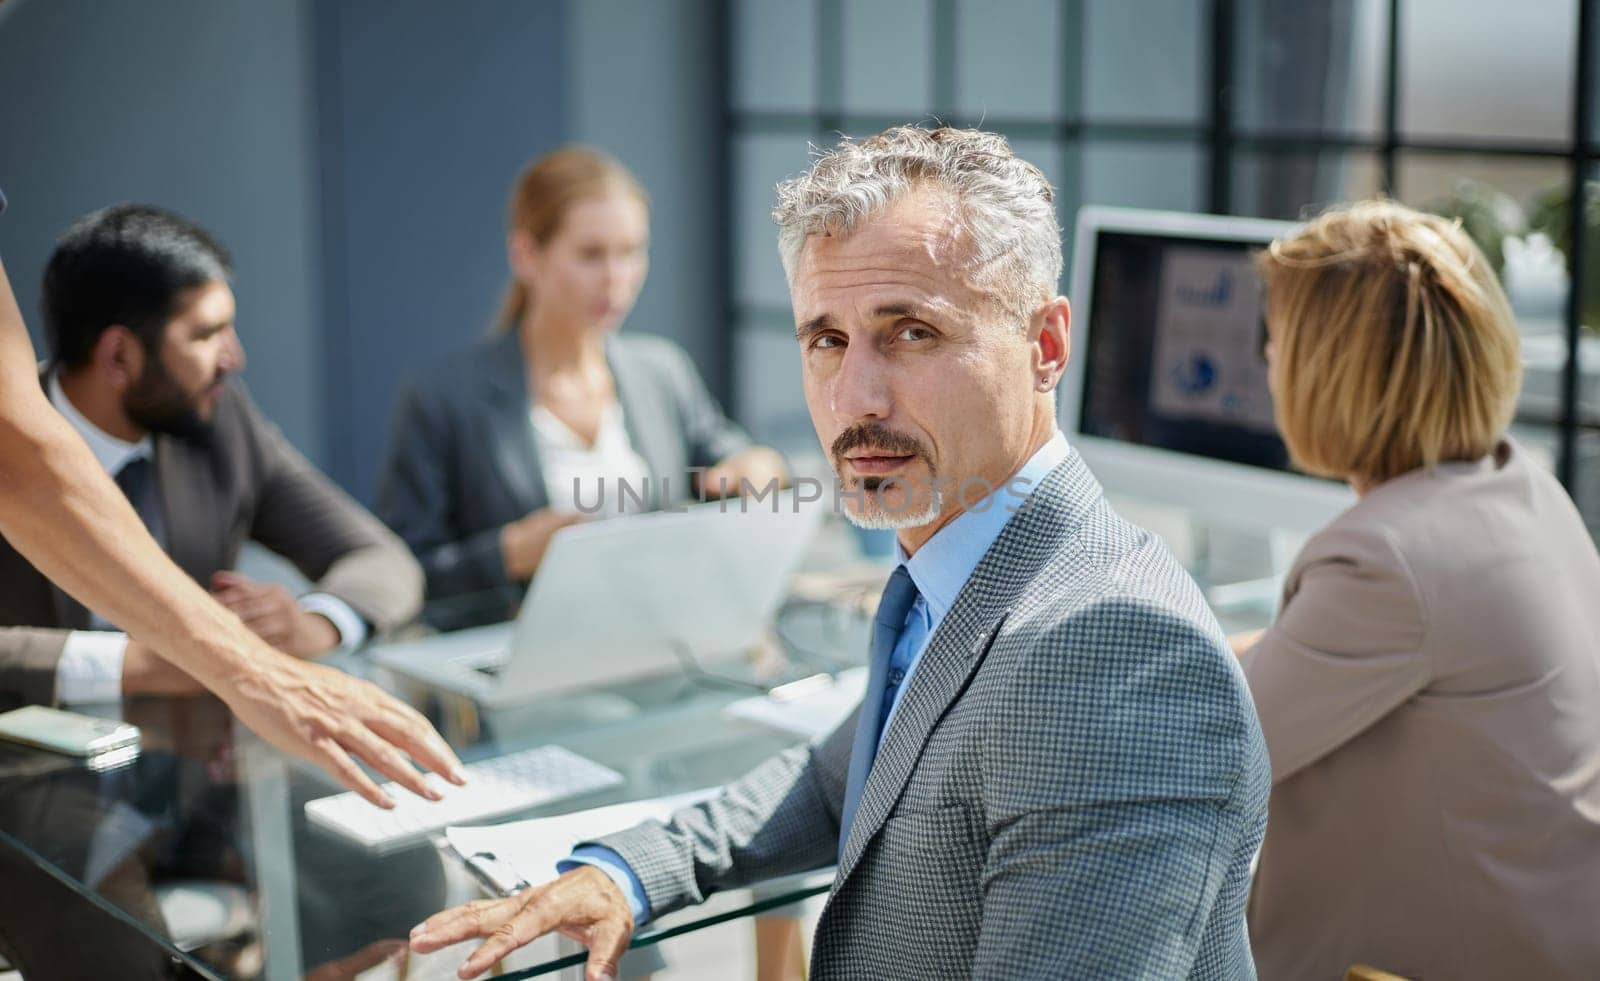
[1529, 181, 1600, 334]
[1426, 178, 1527, 277]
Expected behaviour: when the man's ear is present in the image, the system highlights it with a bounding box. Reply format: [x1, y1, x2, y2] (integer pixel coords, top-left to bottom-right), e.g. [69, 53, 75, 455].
[1029, 296, 1071, 391]
[91, 325, 148, 390]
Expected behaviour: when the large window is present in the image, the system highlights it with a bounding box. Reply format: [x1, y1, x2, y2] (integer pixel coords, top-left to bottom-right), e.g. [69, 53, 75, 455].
[722, 0, 1600, 542]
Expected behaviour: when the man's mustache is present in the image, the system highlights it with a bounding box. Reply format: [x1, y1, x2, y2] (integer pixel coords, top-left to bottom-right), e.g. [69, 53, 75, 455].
[831, 423, 928, 466]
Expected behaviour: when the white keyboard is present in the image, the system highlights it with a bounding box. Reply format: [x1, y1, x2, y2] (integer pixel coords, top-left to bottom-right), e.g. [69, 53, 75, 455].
[304, 745, 625, 852]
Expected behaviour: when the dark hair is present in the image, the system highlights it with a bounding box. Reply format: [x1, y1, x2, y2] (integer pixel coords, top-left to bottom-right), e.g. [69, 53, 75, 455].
[41, 204, 232, 368]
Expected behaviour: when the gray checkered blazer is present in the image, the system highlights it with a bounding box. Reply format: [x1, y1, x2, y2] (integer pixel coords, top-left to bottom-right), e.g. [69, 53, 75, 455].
[590, 449, 1271, 978]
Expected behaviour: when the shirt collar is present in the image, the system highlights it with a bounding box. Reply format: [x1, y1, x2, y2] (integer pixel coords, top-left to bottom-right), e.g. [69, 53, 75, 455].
[48, 370, 153, 476]
[895, 430, 1069, 623]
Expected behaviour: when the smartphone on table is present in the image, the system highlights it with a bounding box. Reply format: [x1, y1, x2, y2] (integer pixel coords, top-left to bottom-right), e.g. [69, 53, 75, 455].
[0, 705, 141, 757]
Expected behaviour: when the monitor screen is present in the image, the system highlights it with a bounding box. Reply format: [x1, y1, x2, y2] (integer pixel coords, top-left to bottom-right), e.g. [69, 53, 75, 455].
[1078, 229, 1292, 473]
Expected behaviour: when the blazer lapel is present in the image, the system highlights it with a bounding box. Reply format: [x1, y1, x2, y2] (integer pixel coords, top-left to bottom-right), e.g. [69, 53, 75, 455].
[833, 451, 1106, 885]
[155, 434, 221, 583]
[480, 331, 546, 514]
[835, 603, 1006, 881]
[607, 338, 676, 507]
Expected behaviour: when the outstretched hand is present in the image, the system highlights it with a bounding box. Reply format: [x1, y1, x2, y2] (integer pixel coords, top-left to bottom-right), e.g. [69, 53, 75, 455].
[223, 651, 466, 809]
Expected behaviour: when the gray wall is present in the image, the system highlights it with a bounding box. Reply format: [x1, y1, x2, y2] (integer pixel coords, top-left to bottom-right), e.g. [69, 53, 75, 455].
[567, 0, 727, 397]
[0, 0, 325, 458]
[316, 0, 570, 499]
[0, 0, 572, 500]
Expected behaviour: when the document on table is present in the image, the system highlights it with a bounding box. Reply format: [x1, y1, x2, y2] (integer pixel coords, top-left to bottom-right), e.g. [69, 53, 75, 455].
[722, 667, 869, 739]
[444, 788, 720, 896]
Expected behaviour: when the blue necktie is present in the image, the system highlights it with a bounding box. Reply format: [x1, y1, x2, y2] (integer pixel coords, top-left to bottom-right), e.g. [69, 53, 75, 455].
[837, 565, 920, 863]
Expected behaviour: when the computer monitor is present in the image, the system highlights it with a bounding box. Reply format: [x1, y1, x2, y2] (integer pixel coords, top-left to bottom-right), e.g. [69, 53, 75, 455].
[1060, 206, 1356, 535]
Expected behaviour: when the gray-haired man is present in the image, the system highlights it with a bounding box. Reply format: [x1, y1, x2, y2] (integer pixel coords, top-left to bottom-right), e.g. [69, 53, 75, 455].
[412, 127, 1270, 981]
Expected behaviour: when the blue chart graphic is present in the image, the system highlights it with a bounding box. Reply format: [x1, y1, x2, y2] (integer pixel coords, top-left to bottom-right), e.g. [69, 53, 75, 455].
[1172, 351, 1217, 396]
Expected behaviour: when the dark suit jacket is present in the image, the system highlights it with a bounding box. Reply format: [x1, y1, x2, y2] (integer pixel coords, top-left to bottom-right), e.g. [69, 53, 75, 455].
[377, 329, 754, 610]
[0, 377, 424, 710]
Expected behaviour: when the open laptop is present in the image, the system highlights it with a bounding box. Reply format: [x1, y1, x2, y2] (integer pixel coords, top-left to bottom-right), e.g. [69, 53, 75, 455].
[370, 491, 823, 708]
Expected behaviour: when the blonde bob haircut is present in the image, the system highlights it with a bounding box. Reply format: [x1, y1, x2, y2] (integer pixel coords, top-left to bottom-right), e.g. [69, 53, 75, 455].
[1257, 199, 1522, 487]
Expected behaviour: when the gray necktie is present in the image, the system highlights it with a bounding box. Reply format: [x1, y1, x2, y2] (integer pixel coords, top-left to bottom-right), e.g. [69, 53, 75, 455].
[114, 456, 164, 546]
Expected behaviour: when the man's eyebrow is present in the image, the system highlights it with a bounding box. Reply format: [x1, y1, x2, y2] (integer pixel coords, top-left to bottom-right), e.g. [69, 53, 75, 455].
[795, 303, 936, 340]
[795, 313, 833, 340]
[872, 302, 924, 320]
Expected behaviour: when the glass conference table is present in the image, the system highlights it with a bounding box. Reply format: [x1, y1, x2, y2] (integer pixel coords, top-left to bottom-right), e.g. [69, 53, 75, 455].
[0, 572, 887, 981]
[0, 525, 1279, 980]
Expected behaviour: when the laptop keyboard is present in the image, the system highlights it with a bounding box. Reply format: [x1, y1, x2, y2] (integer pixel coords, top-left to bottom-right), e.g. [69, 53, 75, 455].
[304, 745, 625, 852]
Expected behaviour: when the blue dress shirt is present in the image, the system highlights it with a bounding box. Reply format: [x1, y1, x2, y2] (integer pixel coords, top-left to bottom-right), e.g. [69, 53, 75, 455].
[563, 432, 1071, 924]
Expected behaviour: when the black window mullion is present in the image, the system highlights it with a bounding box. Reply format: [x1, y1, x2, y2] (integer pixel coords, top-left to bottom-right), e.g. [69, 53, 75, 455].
[1561, 0, 1595, 491]
[817, 0, 844, 136]
[714, 0, 735, 406]
[1382, 0, 1402, 194]
[1207, 0, 1235, 215]
[932, 0, 957, 119]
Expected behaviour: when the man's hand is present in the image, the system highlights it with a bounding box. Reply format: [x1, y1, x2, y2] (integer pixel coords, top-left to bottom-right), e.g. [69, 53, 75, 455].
[698, 447, 789, 500]
[222, 650, 466, 809]
[410, 864, 634, 981]
[120, 638, 206, 696]
[500, 508, 587, 581]
[211, 571, 339, 657]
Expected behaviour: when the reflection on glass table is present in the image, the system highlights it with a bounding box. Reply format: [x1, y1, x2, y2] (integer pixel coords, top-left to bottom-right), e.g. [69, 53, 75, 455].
[0, 576, 879, 981]
[0, 537, 1284, 980]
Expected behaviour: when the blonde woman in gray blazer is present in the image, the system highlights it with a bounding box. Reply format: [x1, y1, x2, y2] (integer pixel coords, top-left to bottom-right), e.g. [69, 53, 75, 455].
[378, 148, 784, 627]
[1238, 200, 1600, 980]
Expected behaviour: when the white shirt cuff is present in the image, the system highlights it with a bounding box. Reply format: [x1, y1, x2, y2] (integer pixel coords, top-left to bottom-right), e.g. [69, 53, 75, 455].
[56, 631, 130, 705]
[297, 593, 368, 654]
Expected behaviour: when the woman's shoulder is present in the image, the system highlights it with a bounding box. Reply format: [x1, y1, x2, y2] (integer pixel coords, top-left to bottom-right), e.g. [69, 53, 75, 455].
[608, 330, 693, 371]
[1294, 438, 1567, 586]
[608, 331, 715, 400]
[404, 332, 520, 394]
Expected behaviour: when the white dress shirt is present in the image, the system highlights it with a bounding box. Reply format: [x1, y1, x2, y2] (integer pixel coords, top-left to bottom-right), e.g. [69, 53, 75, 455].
[46, 373, 366, 705]
[531, 401, 652, 519]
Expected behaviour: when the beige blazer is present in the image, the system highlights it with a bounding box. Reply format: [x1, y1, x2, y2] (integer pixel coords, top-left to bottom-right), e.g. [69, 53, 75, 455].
[1242, 439, 1600, 980]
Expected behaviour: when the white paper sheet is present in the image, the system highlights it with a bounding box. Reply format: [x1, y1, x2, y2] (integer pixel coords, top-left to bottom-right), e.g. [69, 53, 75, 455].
[444, 788, 720, 895]
[721, 667, 868, 739]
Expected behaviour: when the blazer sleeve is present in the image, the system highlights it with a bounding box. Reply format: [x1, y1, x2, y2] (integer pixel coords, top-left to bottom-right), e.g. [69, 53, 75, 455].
[0, 627, 69, 711]
[1240, 522, 1429, 783]
[582, 704, 855, 917]
[376, 380, 513, 600]
[973, 597, 1265, 979]
[660, 342, 754, 469]
[237, 393, 423, 636]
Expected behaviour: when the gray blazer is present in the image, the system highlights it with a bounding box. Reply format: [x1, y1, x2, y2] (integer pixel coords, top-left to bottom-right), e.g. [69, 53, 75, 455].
[589, 449, 1271, 979]
[0, 378, 424, 711]
[1243, 439, 1600, 980]
[377, 330, 754, 616]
